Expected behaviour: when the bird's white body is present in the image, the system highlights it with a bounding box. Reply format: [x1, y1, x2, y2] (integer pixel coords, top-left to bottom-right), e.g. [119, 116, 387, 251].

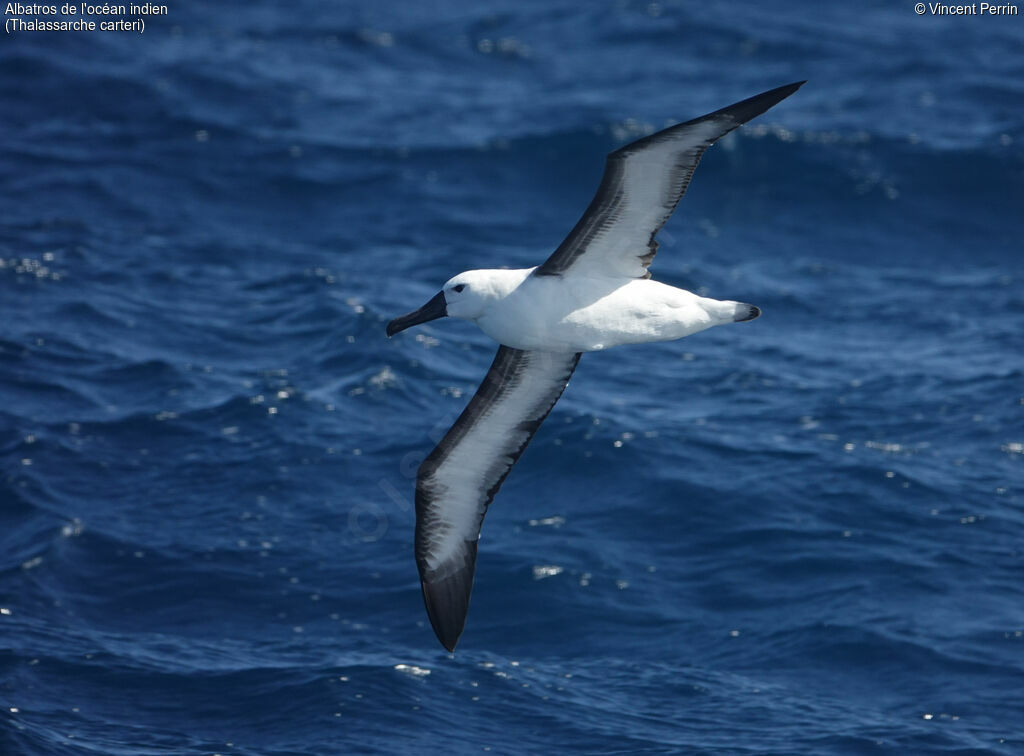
[462, 267, 746, 352]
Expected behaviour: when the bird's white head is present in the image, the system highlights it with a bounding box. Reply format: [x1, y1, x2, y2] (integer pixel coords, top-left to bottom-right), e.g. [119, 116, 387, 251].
[386, 269, 507, 337]
[440, 271, 497, 321]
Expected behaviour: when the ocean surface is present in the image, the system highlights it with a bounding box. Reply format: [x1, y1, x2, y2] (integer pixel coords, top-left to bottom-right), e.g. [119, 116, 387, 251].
[2, 1, 1023, 754]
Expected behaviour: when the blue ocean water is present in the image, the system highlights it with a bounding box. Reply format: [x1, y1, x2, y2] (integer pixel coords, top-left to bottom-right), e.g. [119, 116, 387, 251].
[2, 1, 1023, 753]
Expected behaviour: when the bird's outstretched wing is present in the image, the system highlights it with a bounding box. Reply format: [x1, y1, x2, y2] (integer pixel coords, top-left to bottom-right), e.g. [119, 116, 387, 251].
[534, 81, 804, 280]
[415, 346, 581, 651]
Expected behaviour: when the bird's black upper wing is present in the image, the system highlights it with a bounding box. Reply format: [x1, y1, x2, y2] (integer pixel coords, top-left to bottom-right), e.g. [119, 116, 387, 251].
[534, 81, 804, 280]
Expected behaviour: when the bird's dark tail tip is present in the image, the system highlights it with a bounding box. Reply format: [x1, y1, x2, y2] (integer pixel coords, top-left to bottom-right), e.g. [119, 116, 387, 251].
[734, 303, 761, 322]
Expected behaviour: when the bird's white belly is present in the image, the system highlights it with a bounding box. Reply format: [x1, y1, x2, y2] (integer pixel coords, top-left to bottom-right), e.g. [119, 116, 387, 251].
[476, 278, 727, 353]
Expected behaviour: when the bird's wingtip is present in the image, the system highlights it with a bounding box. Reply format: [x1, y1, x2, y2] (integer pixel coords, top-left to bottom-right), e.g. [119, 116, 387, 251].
[422, 576, 469, 652]
[418, 542, 478, 652]
[725, 81, 805, 124]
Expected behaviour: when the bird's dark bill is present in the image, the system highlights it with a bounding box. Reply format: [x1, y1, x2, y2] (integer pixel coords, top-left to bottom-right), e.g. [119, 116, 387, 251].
[386, 291, 447, 337]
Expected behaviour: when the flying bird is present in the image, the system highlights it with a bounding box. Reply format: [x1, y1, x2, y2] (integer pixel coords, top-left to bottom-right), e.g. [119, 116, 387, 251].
[387, 81, 804, 651]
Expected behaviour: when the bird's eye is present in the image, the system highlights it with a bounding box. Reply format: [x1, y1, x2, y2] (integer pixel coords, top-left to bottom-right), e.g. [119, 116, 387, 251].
[453, 284, 466, 293]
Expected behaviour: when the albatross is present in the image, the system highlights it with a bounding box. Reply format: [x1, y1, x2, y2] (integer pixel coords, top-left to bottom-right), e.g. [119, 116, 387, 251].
[387, 81, 804, 651]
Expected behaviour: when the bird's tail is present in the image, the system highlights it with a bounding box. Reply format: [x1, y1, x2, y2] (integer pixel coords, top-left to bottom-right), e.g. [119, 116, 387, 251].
[731, 302, 761, 322]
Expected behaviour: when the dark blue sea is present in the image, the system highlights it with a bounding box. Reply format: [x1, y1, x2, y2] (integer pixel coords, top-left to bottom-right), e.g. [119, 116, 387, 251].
[2, 1, 1023, 753]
